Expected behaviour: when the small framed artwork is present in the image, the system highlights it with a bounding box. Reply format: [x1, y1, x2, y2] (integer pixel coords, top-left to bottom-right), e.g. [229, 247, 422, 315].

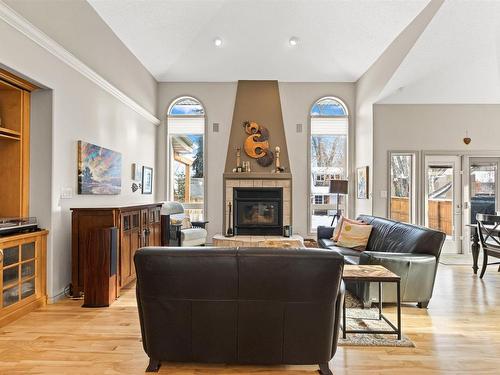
[132, 163, 142, 182]
[142, 166, 153, 194]
[356, 166, 369, 199]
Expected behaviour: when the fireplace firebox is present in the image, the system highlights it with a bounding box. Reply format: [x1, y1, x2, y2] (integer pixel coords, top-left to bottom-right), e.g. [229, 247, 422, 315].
[233, 187, 283, 235]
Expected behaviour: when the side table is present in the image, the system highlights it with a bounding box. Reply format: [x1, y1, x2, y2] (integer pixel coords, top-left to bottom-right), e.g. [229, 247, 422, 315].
[342, 265, 402, 340]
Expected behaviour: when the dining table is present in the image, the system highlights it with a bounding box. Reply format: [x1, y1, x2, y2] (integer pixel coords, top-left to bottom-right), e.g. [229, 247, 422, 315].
[466, 221, 500, 274]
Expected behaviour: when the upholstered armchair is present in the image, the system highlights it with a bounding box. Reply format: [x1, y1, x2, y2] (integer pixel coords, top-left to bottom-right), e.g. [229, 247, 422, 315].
[160, 202, 208, 246]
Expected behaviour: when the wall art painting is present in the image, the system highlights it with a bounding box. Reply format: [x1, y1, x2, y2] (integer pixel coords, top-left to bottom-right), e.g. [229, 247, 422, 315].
[78, 141, 122, 195]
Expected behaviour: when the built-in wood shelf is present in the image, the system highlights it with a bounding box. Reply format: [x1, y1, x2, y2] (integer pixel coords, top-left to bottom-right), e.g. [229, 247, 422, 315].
[0, 126, 21, 137]
[0, 68, 37, 218]
[0, 133, 21, 141]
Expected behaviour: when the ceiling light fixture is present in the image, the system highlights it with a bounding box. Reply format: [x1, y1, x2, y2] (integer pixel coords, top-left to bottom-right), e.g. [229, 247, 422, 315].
[289, 37, 299, 46]
[214, 37, 223, 47]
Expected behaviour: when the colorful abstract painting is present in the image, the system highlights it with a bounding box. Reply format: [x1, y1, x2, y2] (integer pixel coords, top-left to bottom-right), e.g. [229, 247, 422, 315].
[78, 141, 122, 195]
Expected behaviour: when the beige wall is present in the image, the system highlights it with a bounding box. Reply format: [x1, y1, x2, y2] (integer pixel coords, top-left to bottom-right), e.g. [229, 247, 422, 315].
[157, 82, 355, 238]
[1, 5, 158, 300]
[373, 104, 500, 217]
[5, 0, 157, 113]
[279, 82, 355, 234]
[157, 82, 238, 243]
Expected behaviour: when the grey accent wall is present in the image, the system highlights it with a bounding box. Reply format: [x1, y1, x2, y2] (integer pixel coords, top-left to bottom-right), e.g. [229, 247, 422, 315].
[224, 81, 290, 173]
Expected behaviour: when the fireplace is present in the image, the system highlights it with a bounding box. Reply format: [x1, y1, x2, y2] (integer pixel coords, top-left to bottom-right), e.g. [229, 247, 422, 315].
[233, 187, 283, 235]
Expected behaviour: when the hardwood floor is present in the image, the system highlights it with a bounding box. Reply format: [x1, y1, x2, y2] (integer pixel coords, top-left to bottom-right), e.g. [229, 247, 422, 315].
[0, 264, 498, 374]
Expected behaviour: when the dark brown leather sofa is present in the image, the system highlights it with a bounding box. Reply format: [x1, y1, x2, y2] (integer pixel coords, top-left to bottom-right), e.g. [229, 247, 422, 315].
[317, 215, 445, 308]
[134, 247, 345, 374]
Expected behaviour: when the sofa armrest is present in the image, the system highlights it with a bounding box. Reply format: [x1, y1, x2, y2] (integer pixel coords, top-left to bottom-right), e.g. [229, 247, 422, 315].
[331, 280, 345, 357]
[191, 220, 208, 229]
[359, 251, 438, 303]
[317, 226, 335, 241]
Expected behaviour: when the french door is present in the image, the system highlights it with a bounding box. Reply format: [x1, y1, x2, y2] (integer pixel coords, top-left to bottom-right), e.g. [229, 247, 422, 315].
[424, 155, 462, 254]
[463, 157, 500, 250]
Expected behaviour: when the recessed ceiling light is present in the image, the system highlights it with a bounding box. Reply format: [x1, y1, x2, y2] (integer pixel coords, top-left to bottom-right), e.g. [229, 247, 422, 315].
[289, 37, 299, 46]
[214, 37, 223, 47]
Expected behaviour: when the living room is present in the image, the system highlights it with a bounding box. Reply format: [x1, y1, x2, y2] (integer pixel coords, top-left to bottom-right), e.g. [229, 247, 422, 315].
[0, 0, 499, 374]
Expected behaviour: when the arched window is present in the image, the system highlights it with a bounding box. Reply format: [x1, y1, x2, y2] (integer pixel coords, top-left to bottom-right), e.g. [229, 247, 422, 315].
[309, 97, 349, 232]
[167, 97, 206, 220]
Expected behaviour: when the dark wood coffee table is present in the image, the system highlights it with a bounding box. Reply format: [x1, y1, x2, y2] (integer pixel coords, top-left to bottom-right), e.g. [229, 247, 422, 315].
[342, 265, 402, 340]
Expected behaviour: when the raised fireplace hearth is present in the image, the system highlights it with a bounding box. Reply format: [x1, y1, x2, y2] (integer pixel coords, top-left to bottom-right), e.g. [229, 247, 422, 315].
[233, 187, 282, 235]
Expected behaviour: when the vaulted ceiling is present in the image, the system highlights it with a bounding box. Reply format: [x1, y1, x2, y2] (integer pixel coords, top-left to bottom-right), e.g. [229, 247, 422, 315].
[89, 0, 500, 103]
[378, 0, 500, 103]
[88, 0, 429, 82]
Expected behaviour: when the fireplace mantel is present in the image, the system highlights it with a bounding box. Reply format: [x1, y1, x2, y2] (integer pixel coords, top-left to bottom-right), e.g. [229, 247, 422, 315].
[223, 172, 292, 180]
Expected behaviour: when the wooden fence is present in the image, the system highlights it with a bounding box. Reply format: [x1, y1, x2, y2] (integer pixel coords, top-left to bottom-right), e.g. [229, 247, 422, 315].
[390, 197, 452, 235]
[390, 197, 410, 223]
[427, 199, 452, 235]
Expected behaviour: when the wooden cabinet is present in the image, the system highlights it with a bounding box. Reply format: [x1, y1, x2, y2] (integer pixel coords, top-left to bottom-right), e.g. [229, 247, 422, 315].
[0, 69, 38, 218]
[120, 210, 140, 287]
[0, 230, 48, 327]
[71, 203, 163, 297]
[0, 68, 47, 327]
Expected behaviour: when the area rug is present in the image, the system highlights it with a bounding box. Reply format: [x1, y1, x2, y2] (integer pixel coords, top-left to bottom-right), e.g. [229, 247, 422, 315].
[303, 238, 319, 248]
[338, 291, 415, 348]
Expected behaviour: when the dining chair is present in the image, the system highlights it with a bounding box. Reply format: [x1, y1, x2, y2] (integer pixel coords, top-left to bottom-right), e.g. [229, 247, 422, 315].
[476, 213, 500, 278]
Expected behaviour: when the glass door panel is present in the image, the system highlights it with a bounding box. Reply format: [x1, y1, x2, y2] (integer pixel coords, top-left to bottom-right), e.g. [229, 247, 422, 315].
[424, 155, 462, 253]
[470, 160, 498, 224]
[389, 153, 415, 223]
[1, 240, 38, 308]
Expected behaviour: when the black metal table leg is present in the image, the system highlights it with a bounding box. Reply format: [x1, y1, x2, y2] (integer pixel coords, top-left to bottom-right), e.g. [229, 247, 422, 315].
[378, 281, 382, 320]
[396, 280, 401, 340]
[342, 290, 347, 339]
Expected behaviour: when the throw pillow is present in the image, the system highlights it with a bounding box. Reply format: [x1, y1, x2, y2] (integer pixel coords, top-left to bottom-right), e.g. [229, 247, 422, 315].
[331, 217, 366, 241]
[181, 216, 192, 229]
[336, 222, 373, 250]
[331, 216, 345, 241]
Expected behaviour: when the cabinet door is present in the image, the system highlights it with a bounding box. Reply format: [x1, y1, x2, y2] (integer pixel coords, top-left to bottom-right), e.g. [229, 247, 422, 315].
[0, 236, 41, 310]
[120, 211, 141, 287]
[150, 207, 162, 246]
[130, 212, 140, 278]
[119, 213, 132, 287]
[140, 209, 149, 247]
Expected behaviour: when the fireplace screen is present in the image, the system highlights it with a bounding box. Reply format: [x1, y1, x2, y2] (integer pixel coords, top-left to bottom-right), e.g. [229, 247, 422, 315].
[237, 202, 279, 226]
[233, 187, 283, 235]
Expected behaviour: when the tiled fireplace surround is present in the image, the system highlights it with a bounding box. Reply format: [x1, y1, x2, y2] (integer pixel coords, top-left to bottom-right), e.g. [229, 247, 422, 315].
[223, 173, 292, 235]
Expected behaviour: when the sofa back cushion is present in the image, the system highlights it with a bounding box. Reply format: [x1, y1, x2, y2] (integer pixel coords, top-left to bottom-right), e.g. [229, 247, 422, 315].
[357, 215, 445, 257]
[134, 247, 344, 365]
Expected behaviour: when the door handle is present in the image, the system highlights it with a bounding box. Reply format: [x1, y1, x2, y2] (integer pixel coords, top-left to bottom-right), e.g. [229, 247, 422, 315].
[0, 249, 3, 263]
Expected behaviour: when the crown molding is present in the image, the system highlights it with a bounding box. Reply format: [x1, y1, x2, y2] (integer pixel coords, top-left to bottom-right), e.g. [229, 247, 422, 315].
[0, 1, 160, 126]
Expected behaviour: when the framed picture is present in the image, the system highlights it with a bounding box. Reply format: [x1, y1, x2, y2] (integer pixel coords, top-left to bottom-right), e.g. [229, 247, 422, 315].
[356, 166, 369, 199]
[142, 166, 153, 194]
[131, 163, 142, 182]
[78, 141, 121, 195]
